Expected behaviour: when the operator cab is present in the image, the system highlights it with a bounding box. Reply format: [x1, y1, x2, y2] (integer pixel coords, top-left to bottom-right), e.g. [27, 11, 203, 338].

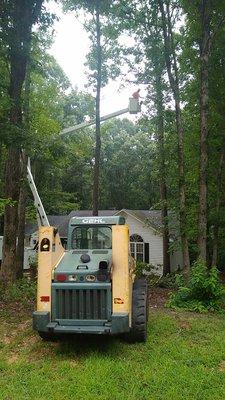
[54, 216, 125, 282]
[67, 216, 125, 250]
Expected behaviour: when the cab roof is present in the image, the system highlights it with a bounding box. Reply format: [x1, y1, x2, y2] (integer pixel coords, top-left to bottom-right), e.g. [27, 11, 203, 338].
[69, 216, 125, 226]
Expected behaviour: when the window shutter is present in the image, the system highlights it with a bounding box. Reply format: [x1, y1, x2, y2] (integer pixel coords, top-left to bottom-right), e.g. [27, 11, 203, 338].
[144, 243, 149, 263]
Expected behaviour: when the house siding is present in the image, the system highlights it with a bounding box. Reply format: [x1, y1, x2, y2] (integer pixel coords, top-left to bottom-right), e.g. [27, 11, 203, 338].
[118, 211, 183, 274]
[118, 212, 163, 267]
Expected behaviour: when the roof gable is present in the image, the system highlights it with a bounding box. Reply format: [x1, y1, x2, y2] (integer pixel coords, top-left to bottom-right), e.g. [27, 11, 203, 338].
[115, 209, 162, 233]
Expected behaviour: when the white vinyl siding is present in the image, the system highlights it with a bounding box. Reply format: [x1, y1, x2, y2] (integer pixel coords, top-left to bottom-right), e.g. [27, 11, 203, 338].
[119, 212, 163, 266]
[117, 211, 183, 273]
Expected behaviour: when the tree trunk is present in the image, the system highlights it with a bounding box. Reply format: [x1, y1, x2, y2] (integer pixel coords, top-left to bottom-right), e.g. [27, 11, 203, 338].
[198, 0, 211, 262]
[15, 45, 32, 278]
[1, 148, 21, 282]
[211, 149, 224, 267]
[155, 74, 170, 275]
[158, 0, 190, 276]
[0, 1, 43, 283]
[175, 99, 190, 276]
[15, 153, 27, 278]
[1, 35, 25, 282]
[0, 147, 5, 235]
[93, 0, 102, 216]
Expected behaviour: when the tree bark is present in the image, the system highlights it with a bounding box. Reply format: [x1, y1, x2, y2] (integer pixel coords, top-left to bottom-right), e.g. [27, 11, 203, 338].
[155, 74, 170, 275]
[0, 147, 5, 235]
[15, 155, 27, 278]
[198, 0, 211, 262]
[158, 0, 190, 276]
[1, 20, 25, 281]
[93, 0, 102, 216]
[1, 148, 21, 282]
[211, 149, 224, 267]
[0, 1, 43, 283]
[15, 42, 32, 278]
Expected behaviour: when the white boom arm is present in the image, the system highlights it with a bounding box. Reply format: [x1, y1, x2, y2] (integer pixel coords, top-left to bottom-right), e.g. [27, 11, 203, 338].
[27, 160, 50, 227]
[60, 108, 129, 137]
[60, 98, 140, 137]
[27, 98, 141, 226]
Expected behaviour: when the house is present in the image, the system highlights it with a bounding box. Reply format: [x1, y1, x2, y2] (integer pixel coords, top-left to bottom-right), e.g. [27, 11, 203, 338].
[25, 209, 183, 274]
[115, 209, 183, 274]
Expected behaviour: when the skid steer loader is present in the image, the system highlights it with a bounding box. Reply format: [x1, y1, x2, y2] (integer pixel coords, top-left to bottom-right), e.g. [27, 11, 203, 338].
[33, 215, 148, 342]
[29, 97, 146, 341]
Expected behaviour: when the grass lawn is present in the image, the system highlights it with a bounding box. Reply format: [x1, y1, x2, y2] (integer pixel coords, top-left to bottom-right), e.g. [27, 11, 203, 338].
[1, 289, 225, 400]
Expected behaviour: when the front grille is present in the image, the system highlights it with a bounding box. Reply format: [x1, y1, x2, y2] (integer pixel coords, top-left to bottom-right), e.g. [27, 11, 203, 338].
[54, 288, 109, 320]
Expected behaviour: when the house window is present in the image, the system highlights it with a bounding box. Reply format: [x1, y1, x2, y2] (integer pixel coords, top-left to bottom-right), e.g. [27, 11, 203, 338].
[130, 234, 144, 262]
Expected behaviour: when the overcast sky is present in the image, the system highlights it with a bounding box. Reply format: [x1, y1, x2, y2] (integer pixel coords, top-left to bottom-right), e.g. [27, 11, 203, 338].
[47, 1, 140, 117]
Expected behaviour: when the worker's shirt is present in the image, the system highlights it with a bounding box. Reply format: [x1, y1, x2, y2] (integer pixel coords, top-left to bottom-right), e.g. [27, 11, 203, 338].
[132, 92, 140, 99]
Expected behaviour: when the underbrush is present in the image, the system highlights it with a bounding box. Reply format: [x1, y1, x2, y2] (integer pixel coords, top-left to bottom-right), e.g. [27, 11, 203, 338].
[135, 259, 225, 313]
[135, 261, 180, 288]
[0, 277, 36, 307]
[134, 261, 155, 278]
[156, 273, 179, 289]
[167, 260, 225, 313]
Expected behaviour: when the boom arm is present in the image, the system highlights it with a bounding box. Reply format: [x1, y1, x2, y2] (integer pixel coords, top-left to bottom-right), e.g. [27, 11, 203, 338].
[60, 108, 129, 137]
[60, 98, 141, 137]
[27, 98, 141, 226]
[27, 159, 50, 227]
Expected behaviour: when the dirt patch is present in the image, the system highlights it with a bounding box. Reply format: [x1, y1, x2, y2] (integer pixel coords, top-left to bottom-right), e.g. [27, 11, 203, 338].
[218, 360, 225, 372]
[177, 321, 192, 330]
[219, 271, 225, 284]
[2, 334, 13, 345]
[68, 359, 79, 367]
[17, 319, 31, 331]
[149, 287, 173, 309]
[7, 353, 19, 364]
[0, 299, 34, 320]
[0, 319, 31, 346]
[26, 335, 61, 362]
[21, 334, 39, 348]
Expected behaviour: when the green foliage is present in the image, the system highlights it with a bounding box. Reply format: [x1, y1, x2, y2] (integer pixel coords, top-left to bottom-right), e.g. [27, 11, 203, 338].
[134, 261, 167, 287]
[100, 118, 157, 209]
[0, 200, 4, 216]
[168, 260, 225, 313]
[0, 198, 17, 216]
[41, 190, 79, 215]
[25, 204, 37, 222]
[157, 273, 182, 289]
[134, 260, 154, 278]
[135, 269, 184, 289]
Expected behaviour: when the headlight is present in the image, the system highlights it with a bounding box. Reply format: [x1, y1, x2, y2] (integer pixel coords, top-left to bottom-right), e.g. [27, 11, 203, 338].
[68, 274, 77, 282]
[86, 274, 96, 282]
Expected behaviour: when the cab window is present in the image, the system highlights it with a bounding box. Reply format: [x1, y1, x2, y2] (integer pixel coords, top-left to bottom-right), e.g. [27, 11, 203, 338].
[71, 226, 112, 250]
